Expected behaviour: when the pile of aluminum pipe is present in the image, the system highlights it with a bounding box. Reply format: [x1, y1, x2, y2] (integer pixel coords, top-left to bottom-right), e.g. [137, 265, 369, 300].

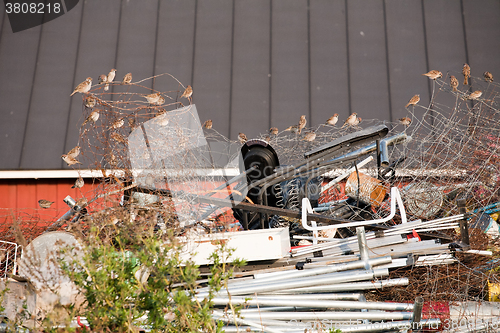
[195, 227, 441, 332]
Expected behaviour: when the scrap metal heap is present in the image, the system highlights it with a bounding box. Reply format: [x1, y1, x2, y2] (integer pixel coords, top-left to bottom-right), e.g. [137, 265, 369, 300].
[2, 72, 500, 332]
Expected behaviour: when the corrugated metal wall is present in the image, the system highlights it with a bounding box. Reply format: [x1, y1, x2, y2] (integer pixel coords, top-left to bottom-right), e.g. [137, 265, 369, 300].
[0, 0, 499, 170]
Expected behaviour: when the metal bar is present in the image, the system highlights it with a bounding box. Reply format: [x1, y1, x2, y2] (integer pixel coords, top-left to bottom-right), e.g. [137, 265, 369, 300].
[238, 311, 414, 321]
[210, 297, 414, 311]
[356, 227, 371, 270]
[412, 296, 424, 324]
[267, 278, 409, 294]
[457, 198, 470, 247]
[197, 268, 388, 297]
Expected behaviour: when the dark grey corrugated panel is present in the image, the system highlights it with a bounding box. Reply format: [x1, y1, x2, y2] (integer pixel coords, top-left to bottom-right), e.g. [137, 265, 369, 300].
[422, 0, 467, 121]
[115, 0, 158, 90]
[271, 0, 309, 131]
[347, 0, 390, 123]
[63, 0, 122, 170]
[19, 5, 83, 169]
[230, 0, 271, 140]
[309, 0, 349, 126]
[384, 0, 429, 123]
[0, 21, 42, 169]
[192, 0, 233, 139]
[463, 0, 500, 76]
[154, 0, 196, 88]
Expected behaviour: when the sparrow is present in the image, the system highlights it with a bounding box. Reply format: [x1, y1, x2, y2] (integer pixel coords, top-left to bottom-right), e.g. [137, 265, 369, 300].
[62, 154, 81, 166]
[450, 75, 459, 92]
[110, 118, 124, 129]
[82, 110, 99, 126]
[468, 90, 482, 100]
[128, 117, 137, 130]
[72, 177, 84, 189]
[302, 131, 316, 142]
[155, 115, 170, 126]
[399, 117, 411, 126]
[144, 92, 161, 105]
[264, 135, 271, 142]
[405, 94, 420, 108]
[422, 70, 442, 80]
[122, 72, 133, 84]
[325, 114, 339, 126]
[203, 119, 213, 129]
[104, 69, 117, 91]
[75, 197, 88, 208]
[354, 116, 362, 126]
[269, 127, 279, 135]
[66, 146, 80, 159]
[38, 199, 54, 209]
[85, 95, 97, 108]
[484, 71, 494, 83]
[155, 95, 165, 106]
[284, 125, 300, 134]
[110, 132, 126, 143]
[341, 113, 358, 128]
[181, 85, 193, 99]
[463, 63, 471, 85]
[71, 77, 92, 96]
[98, 74, 107, 84]
[298, 115, 307, 132]
[238, 132, 248, 144]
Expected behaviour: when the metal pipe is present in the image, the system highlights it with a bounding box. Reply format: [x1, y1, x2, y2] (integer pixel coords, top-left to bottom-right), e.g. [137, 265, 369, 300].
[267, 278, 409, 294]
[201, 256, 392, 292]
[210, 297, 413, 311]
[356, 227, 371, 270]
[197, 268, 388, 297]
[237, 311, 414, 321]
[379, 139, 389, 167]
[212, 310, 285, 333]
[412, 296, 424, 324]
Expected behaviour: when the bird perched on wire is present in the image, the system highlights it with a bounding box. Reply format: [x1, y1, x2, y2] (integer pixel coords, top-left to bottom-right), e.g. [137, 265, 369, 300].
[85, 95, 96, 108]
[122, 72, 132, 84]
[302, 131, 316, 142]
[110, 132, 126, 143]
[341, 113, 358, 128]
[450, 76, 459, 92]
[238, 132, 248, 144]
[72, 177, 84, 189]
[181, 85, 193, 99]
[468, 90, 482, 100]
[325, 114, 339, 126]
[284, 125, 300, 134]
[144, 92, 161, 105]
[484, 71, 494, 83]
[422, 70, 442, 80]
[98, 74, 107, 85]
[202, 119, 212, 129]
[405, 94, 420, 108]
[269, 127, 279, 136]
[71, 77, 92, 96]
[66, 146, 80, 159]
[298, 115, 307, 133]
[82, 110, 99, 126]
[104, 69, 117, 91]
[38, 199, 54, 209]
[62, 154, 81, 166]
[463, 63, 471, 85]
[110, 118, 124, 129]
[399, 117, 411, 127]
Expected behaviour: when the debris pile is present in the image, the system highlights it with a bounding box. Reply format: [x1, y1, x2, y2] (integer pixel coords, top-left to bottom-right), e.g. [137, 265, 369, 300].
[2, 68, 500, 332]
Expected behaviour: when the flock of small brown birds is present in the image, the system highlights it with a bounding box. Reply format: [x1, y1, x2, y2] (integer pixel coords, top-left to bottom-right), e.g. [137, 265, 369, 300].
[40, 70, 196, 210]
